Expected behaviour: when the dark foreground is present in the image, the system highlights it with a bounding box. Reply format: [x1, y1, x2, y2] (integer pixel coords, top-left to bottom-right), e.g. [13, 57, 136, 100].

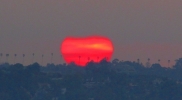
[1, 58, 182, 100]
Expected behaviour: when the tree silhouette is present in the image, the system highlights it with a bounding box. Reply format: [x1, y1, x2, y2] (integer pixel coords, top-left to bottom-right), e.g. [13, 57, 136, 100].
[14, 54, 17, 64]
[0, 53, 2, 63]
[174, 58, 182, 69]
[97, 56, 99, 62]
[146, 58, 151, 68]
[42, 54, 44, 65]
[6, 54, 9, 63]
[137, 58, 140, 64]
[158, 59, 161, 64]
[60, 54, 62, 64]
[79, 56, 81, 65]
[88, 57, 90, 63]
[23, 54, 25, 65]
[112, 58, 119, 66]
[148, 58, 150, 62]
[168, 60, 170, 67]
[51, 53, 53, 64]
[32, 53, 35, 63]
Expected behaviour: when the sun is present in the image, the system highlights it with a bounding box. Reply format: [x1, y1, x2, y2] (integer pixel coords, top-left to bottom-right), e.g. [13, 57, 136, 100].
[61, 36, 114, 66]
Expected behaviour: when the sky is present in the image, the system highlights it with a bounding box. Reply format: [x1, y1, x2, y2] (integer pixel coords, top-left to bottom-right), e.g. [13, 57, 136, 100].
[0, 0, 182, 66]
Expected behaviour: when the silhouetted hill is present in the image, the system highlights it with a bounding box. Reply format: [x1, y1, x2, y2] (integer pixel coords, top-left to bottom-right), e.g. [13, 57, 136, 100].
[1, 58, 182, 100]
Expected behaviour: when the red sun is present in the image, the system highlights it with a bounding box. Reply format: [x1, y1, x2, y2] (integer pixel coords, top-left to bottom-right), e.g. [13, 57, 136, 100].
[60, 36, 114, 66]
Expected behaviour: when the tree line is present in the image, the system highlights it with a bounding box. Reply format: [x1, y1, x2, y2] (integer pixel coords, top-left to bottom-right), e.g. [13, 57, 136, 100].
[1, 58, 182, 100]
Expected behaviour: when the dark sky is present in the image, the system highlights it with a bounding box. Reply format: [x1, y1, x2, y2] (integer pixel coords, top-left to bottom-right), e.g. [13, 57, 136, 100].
[0, 0, 182, 66]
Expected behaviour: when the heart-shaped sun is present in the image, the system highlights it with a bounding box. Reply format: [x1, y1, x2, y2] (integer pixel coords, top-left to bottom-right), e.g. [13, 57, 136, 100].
[61, 36, 114, 66]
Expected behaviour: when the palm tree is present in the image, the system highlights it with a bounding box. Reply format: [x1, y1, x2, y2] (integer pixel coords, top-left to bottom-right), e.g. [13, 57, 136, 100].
[14, 54, 17, 64]
[112, 58, 119, 65]
[146, 58, 151, 68]
[42, 54, 44, 65]
[6, 54, 9, 63]
[88, 57, 90, 63]
[148, 58, 150, 62]
[168, 60, 170, 67]
[97, 56, 99, 62]
[0, 53, 2, 63]
[106, 57, 109, 61]
[32, 53, 35, 63]
[51, 53, 53, 64]
[79, 56, 81, 65]
[158, 59, 161, 64]
[23, 54, 25, 65]
[60, 54, 62, 64]
[137, 58, 140, 64]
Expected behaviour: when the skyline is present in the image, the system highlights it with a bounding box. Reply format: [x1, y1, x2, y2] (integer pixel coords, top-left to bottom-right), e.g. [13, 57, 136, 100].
[0, 52, 175, 67]
[1, 0, 182, 66]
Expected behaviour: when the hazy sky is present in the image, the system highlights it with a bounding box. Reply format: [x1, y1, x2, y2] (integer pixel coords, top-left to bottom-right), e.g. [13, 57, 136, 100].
[0, 0, 182, 66]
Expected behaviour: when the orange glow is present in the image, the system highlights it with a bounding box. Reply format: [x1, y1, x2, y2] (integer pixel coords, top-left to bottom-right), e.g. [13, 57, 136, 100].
[61, 36, 114, 66]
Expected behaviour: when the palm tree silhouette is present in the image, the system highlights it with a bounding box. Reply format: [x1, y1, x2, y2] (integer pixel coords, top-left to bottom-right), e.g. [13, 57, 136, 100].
[137, 58, 140, 64]
[14, 54, 17, 64]
[168, 60, 170, 67]
[60, 54, 62, 64]
[6, 54, 9, 63]
[97, 56, 99, 62]
[146, 58, 151, 68]
[158, 59, 161, 64]
[79, 56, 81, 65]
[23, 54, 25, 65]
[32, 53, 35, 63]
[148, 58, 150, 62]
[88, 57, 90, 63]
[0, 53, 2, 63]
[106, 57, 109, 61]
[51, 53, 53, 64]
[42, 54, 44, 65]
